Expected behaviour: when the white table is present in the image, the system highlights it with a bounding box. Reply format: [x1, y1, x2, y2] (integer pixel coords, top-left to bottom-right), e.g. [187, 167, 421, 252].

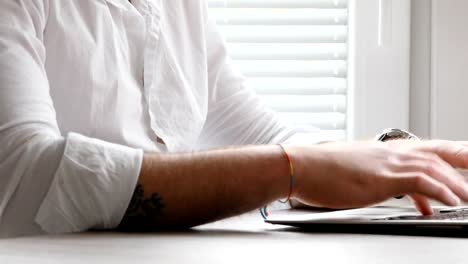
[1, 210, 468, 264]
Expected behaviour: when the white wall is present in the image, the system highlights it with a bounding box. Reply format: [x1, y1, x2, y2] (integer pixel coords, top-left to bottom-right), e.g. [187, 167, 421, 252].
[431, 0, 468, 140]
[351, 0, 468, 140]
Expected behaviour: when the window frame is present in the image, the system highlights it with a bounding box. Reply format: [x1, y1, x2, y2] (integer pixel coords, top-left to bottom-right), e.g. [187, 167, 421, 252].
[347, 0, 411, 140]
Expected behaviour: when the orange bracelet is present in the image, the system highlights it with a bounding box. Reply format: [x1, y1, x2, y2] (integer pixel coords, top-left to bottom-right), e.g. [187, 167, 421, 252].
[260, 144, 295, 219]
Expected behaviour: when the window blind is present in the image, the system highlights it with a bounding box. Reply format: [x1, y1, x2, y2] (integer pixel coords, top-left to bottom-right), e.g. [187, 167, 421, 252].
[208, 0, 349, 141]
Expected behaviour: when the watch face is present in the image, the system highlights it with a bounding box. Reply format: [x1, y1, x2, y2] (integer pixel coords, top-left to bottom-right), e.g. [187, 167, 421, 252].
[386, 134, 407, 141]
[387, 130, 403, 137]
[377, 129, 420, 142]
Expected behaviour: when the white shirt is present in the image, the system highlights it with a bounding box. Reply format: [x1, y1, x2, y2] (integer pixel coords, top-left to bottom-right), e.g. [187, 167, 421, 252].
[0, 0, 328, 237]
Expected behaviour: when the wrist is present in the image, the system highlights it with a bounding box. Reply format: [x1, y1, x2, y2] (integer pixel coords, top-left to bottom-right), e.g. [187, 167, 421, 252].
[279, 145, 304, 199]
[285, 144, 327, 201]
[260, 145, 292, 201]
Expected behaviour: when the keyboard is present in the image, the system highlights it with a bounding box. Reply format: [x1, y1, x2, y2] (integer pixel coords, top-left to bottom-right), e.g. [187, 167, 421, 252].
[384, 208, 468, 221]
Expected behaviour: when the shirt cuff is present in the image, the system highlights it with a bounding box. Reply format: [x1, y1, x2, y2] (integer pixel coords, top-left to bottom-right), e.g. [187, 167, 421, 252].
[35, 132, 143, 234]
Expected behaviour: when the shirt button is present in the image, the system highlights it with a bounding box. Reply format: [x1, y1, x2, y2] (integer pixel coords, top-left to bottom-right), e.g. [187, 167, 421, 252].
[156, 136, 166, 145]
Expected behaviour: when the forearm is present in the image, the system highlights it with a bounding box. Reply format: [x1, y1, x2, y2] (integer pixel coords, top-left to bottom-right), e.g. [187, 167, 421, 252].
[118, 145, 290, 230]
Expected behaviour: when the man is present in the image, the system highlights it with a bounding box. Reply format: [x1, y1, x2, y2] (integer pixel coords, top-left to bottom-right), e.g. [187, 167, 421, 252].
[1, 0, 468, 237]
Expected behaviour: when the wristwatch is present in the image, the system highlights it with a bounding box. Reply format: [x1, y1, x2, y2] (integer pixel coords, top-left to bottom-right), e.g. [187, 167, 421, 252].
[375, 128, 420, 199]
[375, 128, 420, 142]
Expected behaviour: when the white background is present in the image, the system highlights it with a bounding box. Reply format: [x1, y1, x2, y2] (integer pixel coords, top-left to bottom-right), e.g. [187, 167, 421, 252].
[349, 0, 411, 140]
[411, 0, 468, 141]
[357, 0, 468, 141]
[431, 0, 468, 140]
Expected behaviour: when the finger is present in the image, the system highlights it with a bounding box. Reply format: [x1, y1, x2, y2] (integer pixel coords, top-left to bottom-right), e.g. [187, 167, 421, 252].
[392, 173, 460, 207]
[420, 140, 468, 169]
[430, 157, 468, 201]
[409, 194, 433, 215]
[402, 155, 468, 201]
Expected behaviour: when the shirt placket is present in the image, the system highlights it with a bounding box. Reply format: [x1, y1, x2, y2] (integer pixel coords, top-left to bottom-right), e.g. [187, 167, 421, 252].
[135, 0, 166, 147]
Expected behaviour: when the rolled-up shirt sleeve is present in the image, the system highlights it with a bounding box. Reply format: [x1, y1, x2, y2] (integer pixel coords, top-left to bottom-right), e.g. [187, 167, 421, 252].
[0, 1, 142, 236]
[35, 133, 142, 233]
[197, 3, 335, 149]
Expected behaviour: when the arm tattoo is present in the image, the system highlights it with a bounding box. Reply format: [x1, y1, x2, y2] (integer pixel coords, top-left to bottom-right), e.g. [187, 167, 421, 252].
[118, 184, 165, 231]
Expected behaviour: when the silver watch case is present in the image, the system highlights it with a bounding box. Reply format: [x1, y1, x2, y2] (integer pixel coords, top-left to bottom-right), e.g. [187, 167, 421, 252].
[375, 128, 420, 142]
